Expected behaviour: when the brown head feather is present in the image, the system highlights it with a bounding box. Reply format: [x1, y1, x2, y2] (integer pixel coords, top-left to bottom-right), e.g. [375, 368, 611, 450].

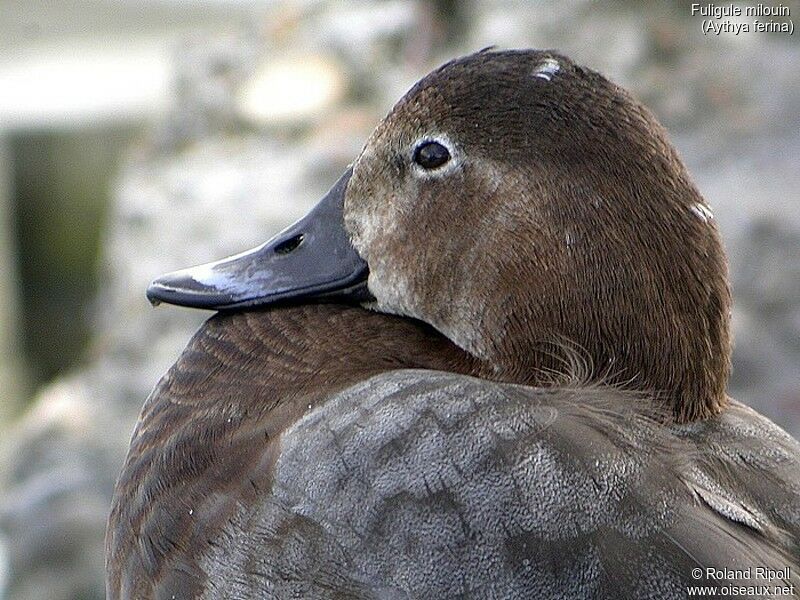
[346, 49, 731, 422]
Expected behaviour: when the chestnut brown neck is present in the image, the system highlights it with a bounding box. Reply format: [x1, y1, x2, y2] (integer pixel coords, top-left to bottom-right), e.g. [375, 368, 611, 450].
[156, 304, 480, 416]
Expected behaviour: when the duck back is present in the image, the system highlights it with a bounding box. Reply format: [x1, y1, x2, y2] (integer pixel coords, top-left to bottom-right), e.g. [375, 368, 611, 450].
[107, 305, 800, 599]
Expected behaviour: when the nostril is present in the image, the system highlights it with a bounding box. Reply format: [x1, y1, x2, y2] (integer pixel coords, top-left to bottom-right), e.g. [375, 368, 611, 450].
[274, 234, 304, 255]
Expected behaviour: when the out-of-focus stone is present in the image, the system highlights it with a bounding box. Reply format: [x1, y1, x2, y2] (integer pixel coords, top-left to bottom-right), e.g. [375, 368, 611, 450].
[729, 218, 800, 432]
[237, 54, 347, 126]
[0, 377, 114, 600]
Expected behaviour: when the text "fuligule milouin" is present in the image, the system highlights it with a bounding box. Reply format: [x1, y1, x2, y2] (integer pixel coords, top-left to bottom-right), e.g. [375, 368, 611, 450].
[691, 3, 791, 19]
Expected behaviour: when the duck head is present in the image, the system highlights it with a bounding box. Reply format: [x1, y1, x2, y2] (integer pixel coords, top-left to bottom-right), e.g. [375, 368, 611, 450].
[148, 49, 731, 422]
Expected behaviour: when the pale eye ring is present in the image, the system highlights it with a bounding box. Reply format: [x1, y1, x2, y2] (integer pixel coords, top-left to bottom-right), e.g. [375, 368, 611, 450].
[413, 140, 451, 170]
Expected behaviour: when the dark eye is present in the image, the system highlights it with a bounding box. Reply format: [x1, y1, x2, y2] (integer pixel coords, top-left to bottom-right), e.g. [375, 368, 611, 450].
[413, 140, 450, 170]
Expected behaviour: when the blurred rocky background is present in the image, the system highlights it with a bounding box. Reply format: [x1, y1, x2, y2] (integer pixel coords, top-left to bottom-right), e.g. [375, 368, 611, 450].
[0, 1, 798, 598]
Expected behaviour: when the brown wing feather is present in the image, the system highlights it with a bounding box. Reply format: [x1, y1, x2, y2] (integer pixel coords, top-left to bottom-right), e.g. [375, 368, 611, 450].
[105, 306, 472, 599]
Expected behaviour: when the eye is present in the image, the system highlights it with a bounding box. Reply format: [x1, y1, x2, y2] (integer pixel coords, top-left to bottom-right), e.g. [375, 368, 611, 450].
[413, 140, 451, 170]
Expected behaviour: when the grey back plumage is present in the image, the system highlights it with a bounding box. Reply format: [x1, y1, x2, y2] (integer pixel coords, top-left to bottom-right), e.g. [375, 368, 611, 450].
[197, 370, 800, 599]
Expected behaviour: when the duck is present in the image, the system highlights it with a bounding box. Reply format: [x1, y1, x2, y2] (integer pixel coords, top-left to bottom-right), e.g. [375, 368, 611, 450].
[106, 49, 800, 599]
